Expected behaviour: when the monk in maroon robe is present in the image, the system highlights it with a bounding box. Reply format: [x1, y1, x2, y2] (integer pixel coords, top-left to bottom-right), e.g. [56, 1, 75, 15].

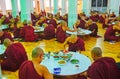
[0, 31, 13, 44]
[64, 34, 85, 52]
[79, 18, 86, 29]
[13, 23, 21, 38]
[56, 21, 77, 43]
[40, 24, 55, 39]
[104, 22, 120, 41]
[87, 47, 120, 79]
[0, 39, 28, 71]
[0, 13, 3, 18]
[86, 20, 98, 37]
[99, 14, 106, 23]
[19, 47, 53, 79]
[20, 22, 37, 42]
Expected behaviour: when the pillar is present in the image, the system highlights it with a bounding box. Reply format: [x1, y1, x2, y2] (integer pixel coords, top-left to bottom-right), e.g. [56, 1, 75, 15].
[53, 0, 58, 14]
[11, 0, 19, 18]
[30, 0, 34, 13]
[20, 0, 31, 22]
[68, 0, 77, 29]
[40, 0, 44, 11]
[49, 0, 52, 13]
[82, 0, 91, 16]
[107, 0, 120, 16]
[0, 0, 6, 15]
[62, 0, 66, 16]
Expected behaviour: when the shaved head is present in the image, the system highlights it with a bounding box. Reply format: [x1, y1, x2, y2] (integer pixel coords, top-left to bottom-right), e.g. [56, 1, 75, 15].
[32, 47, 44, 58]
[91, 47, 102, 57]
[3, 38, 12, 47]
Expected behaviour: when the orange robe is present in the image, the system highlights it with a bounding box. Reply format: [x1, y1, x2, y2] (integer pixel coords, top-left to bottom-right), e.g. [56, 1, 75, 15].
[19, 60, 44, 79]
[1, 43, 28, 71]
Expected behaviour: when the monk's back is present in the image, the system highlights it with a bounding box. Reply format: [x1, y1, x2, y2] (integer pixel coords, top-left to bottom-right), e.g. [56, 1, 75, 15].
[19, 60, 44, 79]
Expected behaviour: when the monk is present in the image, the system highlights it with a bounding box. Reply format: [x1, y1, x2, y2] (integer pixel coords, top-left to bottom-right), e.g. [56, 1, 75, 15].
[40, 23, 55, 39]
[87, 47, 120, 79]
[110, 12, 116, 18]
[0, 29, 13, 44]
[64, 34, 85, 52]
[20, 21, 37, 42]
[13, 22, 23, 38]
[79, 16, 87, 29]
[56, 21, 77, 43]
[104, 21, 120, 42]
[19, 47, 53, 79]
[86, 20, 98, 37]
[0, 38, 28, 71]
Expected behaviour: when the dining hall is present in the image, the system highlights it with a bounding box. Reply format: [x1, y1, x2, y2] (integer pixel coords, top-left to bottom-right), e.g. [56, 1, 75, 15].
[0, 0, 120, 79]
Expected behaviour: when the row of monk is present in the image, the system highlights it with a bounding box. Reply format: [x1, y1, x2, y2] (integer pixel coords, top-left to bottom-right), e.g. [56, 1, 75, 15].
[0, 38, 120, 79]
[0, 11, 120, 43]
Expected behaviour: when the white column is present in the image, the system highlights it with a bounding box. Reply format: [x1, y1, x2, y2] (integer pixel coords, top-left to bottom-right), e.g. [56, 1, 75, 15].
[82, 0, 91, 16]
[108, 0, 120, 16]
[62, 0, 66, 16]
[11, 0, 19, 18]
[0, 0, 6, 15]
[40, 0, 44, 11]
[30, 0, 34, 13]
[49, 0, 52, 13]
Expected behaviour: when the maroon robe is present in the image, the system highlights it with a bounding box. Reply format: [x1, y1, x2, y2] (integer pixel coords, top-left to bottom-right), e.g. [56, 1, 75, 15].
[19, 60, 44, 79]
[0, 13, 3, 18]
[43, 24, 55, 39]
[88, 23, 98, 37]
[13, 24, 21, 38]
[1, 43, 28, 71]
[0, 32, 13, 44]
[89, 16, 98, 22]
[56, 26, 67, 43]
[68, 37, 85, 51]
[79, 19, 86, 29]
[99, 15, 105, 23]
[87, 57, 120, 79]
[2, 17, 10, 24]
[20, 25, 37, 42]
[104, 26, 119, 41]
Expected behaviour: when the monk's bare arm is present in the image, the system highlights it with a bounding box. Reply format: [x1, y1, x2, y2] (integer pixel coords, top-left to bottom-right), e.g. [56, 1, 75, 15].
[42, 65, 53, 79]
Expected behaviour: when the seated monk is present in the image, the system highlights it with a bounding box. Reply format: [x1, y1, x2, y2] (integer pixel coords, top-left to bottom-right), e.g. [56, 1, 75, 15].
[39, 23, 55, 40]
[64, 34, 85, 52]
[0, 38, 28, 71]
[86, 20, 98, 37]
[87, 47, 120, 79]
[104, 21, 120, 42]
[110, 12, 116, 18]
[76, 47, 120, 79]
[19, 47, 53, 79]
[13, 21, 23, 38]
[79, 16, 87, 29]
[56, 21, 77, 43]
[0, 29, 13, 44]
[20, 21, 37, 42]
